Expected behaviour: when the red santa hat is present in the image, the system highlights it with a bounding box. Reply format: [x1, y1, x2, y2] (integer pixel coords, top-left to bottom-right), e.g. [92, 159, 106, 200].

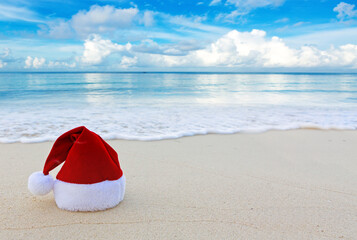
[28, 126, 125, 212]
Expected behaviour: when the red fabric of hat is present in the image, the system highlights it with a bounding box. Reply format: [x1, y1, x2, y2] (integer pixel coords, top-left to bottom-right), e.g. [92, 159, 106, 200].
[43, 126, 123, 184]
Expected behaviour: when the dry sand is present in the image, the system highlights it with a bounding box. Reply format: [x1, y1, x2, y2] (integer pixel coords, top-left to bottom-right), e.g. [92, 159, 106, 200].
[1, 130, 356, 239]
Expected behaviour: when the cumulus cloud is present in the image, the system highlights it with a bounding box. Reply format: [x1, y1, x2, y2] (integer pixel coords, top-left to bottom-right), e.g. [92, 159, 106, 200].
[25, 56, 46, 69]
[334, 2, 357, 21]
[127, 30, 357, 69]
[43, 5, 139, 39]
[120, 56, 138, 68]
[191, 30, 357, 68]
[72, 5, 139, 37]
[48, 61, 76, 68]
[24, 56, 77, 69]
[33, 57, 46, 68]
[0, 60, 6, 68]
[81, 34, 131, 64]
[75, 29, 357, 70]
[25, 56, 33, 68]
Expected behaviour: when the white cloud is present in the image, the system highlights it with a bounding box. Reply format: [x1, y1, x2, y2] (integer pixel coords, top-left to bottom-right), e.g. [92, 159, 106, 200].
[25, 56, 33, 68]
[217, 10, 242, 22]
[120, 56, 138, 68]
[48, 29, 357, 70]
[168, 15, 228, 34]
[43, 6, 227, 43]
[24, 56, 46, 68]
[48, 61, 76, 68]
[72, 5, 139, 37]
[45, 20, 74, 39]
[292, 21, 307, 27]
[132, 39, 204, 56]
[138, 29, 357, 69]
[209, 0, 221, 6]
[216, 0, 285, 21]
[44, 5, 139, 39]
[2, 48, 10, 57]
[0, 60, 6, 68]
[275, 17, 289, 23]
[33, 57, 46, 68]
[0, 3, 43, 23]
[334, 2, 357, 21]
[191, 30, 357, 68]
[0, 48, 15, 69]
[81, 34, 131, 64]
[41, 5, 230, 48]
[24, 56, 76, 69]
[227, 0, 285, 8]
[142, 10, 155, 27]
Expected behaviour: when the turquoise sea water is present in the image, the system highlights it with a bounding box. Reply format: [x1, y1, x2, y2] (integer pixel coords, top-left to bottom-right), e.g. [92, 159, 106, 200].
[0, 72, 356, 142]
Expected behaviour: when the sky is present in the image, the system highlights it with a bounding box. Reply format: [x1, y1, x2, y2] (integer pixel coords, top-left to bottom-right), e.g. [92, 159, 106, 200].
[0, 0, 357, 72]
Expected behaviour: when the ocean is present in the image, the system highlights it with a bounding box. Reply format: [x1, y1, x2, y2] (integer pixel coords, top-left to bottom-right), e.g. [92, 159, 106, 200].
[0, 72, 356, 143]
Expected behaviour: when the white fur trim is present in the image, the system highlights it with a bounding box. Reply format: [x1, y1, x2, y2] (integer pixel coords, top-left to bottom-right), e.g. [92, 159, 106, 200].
[28, 171, 54, 196]
[53, 175, 126, 212]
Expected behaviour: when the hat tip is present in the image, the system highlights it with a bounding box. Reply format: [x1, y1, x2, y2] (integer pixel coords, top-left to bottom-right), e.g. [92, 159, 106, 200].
[28, 171, 54, 196]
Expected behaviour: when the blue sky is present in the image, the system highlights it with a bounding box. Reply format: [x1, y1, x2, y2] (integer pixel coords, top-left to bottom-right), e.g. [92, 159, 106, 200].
[0, 0, 357, 71]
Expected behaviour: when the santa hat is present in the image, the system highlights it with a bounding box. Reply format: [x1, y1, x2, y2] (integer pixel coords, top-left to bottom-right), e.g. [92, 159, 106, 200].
[28, 126, 125, 212]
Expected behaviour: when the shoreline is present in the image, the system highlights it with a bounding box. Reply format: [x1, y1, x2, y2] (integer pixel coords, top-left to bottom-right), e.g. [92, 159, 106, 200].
[1, 128, 356, 144]
[1, 130, 356, 239]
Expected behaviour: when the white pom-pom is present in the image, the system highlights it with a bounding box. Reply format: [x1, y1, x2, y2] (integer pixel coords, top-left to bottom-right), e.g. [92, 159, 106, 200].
[28, 171, 54, 196]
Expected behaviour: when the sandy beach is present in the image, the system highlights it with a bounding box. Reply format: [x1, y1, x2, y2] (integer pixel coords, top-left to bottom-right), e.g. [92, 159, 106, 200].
[1, 130, 356, 239]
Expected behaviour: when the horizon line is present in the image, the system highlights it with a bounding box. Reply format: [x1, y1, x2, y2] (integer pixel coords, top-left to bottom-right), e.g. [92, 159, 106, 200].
[1, 71, 357, 75]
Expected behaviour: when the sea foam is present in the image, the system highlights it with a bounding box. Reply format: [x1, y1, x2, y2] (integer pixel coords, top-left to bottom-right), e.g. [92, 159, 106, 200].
[0, 104, 356, 143]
